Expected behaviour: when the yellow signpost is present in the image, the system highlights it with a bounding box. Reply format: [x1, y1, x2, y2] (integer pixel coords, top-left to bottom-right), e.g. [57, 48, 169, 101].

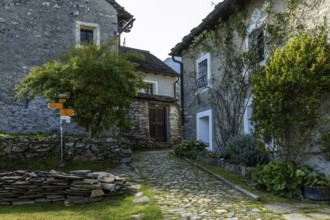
[48, 102, 63, 109]
[47, 93, 73, 164]
[59, 109, 74, 116]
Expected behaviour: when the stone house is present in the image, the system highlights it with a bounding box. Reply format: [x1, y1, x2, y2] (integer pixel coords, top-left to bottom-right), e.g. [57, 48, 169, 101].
[0, 0, 134, 134]
[121, 47, 180, 146]
[0, 0, 181, 145]
[170, 0, 329, 173]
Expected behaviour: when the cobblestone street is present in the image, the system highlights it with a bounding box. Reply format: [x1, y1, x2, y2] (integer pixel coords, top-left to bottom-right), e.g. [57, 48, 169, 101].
[131, 150, 281, 219]
[110, 150, 330, 219]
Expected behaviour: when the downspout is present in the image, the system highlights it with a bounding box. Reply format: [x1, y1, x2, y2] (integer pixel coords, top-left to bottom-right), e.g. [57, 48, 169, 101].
[171, 55, 185, 140]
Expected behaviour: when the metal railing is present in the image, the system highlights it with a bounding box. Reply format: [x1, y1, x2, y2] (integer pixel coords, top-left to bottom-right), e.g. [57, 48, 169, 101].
[196, 75, 208, 88]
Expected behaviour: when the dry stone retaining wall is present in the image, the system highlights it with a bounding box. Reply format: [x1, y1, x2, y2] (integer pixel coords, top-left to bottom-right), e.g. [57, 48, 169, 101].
[0, 136, 132, 164]
[0, 170, 126, 206]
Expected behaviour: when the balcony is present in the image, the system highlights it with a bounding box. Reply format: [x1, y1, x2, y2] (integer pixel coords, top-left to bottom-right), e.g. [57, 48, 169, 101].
[196, 75, 208, 88]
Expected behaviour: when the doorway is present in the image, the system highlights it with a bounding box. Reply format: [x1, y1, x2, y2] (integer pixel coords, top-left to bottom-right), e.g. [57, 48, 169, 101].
[149, 105, 167, 142]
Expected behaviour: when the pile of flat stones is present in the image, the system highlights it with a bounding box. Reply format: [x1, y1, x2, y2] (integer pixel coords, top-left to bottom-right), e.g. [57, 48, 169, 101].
[0, 170, 126, 206]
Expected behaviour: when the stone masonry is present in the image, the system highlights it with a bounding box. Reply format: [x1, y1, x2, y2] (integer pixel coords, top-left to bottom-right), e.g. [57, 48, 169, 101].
[0, 0, 121, 134]
[0, 136, 132, 164]
[0, 170, 127, 206]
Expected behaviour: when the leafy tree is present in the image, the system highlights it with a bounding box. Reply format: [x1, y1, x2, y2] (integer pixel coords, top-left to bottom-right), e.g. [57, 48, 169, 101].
[251, 30, 330, 162]
[16, 42, 146, 138]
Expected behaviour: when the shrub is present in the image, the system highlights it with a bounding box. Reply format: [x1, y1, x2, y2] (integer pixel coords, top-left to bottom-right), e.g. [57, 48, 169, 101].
[251, 162, 306, 197]
[320, 130, 330, 161]
[251, 30, 330, 162]
[174, 140, 207, 158]
[226, 134, 269, 167]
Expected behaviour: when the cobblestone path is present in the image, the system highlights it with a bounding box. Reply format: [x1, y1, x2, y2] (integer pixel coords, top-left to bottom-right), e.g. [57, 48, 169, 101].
[131, 150, 283, 220]
[109, 150, 330, 220]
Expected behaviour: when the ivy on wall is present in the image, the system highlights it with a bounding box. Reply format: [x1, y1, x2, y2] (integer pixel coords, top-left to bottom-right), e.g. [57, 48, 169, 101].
[183, 0, 329, 157]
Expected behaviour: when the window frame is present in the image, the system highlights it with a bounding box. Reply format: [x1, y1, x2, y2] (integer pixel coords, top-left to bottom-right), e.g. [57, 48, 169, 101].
[249, 27, 265, 63]
[196, 109, 213, 151]
[196, 52, 211, 92]
[143, 80, 158, 95]
[75, 21, 100, 46]
[246, 15, 268, 65]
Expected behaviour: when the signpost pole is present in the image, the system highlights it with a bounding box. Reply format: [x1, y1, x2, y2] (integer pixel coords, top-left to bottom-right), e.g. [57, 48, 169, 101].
[60, 116, 63, 162]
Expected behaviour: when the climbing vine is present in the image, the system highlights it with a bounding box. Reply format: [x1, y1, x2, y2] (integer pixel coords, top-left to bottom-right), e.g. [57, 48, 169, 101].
[184, 0, 329, 156]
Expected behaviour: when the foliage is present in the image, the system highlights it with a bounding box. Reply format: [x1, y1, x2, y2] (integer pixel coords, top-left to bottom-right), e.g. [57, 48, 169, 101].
[174, 140, 207, 158]
[251, 161, 330, 198]
[15, 41, 146, 138]
[304, 169, 330, 187]
[199, 150, 222, 160]
[251, 30, 330, 162]
[192, 159, 290, 203]
[320, 129, 330, 161]
[251, 162, 307, 197]
[226, 134, 269, 167]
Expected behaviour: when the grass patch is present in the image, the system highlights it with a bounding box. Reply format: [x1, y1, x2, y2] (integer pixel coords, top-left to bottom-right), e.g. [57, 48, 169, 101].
[0, 156, 115, 173]
[190, 159, 291, 203]
[0, 188, 162, 220]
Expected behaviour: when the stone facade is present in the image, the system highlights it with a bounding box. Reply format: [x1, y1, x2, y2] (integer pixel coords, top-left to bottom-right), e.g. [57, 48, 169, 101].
[129, 99, 181, 149]
[171, 0, 330, 173]
[0, 0, 126, 134]
[0, 136, 132, 164]
[0, 170, 126, 206]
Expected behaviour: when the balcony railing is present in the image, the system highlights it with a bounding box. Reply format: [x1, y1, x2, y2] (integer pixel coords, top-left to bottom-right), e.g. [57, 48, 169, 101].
[196, 75, 208, 88]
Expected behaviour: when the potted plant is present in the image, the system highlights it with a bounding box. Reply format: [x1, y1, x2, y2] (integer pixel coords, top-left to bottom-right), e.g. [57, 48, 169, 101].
[303, 171, 330, 201]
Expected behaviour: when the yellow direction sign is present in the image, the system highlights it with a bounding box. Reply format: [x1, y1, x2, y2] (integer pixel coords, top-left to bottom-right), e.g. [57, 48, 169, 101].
[48, 103, 63, 109]
[58, 99, 67, 103]
[60, 108, 74, 116]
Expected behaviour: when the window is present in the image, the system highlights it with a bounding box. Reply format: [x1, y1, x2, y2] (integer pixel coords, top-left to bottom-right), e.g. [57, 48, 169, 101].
[143, 80, 158, 95]
[80, 29, 94, 44]
[146, 83, 154, 95]
[249, 27, 265, 63]
[196, 53, 211, 90]
[75, 21, 100, 46]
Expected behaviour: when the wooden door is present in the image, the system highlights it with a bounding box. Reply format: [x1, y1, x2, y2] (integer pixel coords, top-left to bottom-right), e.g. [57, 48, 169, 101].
[149, 106, 167, 142]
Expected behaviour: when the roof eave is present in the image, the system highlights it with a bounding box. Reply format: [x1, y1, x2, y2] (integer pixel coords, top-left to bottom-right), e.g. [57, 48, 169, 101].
[170, 0, 246, 56]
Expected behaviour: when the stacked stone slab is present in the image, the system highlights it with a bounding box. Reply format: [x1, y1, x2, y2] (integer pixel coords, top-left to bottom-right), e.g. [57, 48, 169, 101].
[0, 170, 126, 206]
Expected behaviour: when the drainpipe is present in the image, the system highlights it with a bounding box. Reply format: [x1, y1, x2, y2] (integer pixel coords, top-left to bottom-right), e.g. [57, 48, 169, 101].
[171, 55, 185, 140]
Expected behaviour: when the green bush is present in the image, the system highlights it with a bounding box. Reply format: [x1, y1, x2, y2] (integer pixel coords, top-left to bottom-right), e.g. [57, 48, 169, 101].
[251, 30, 330, 162]
[320, 130, 330, 161]
[174, 140, 207, 158]
[226, 134, 269, 167]
[251, 162, 330, 198]
[251, 162, 306, 197]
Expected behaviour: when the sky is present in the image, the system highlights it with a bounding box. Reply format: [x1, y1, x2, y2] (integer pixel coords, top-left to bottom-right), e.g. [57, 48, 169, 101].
[116, 0, 223, 61]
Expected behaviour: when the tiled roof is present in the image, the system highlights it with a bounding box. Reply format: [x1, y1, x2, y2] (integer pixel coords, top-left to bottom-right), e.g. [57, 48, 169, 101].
[121, 46, 179, 77]
[106, 0, 133, 21]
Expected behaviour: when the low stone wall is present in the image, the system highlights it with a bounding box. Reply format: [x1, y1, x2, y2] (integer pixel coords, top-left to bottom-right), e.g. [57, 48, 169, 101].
[0, 170, 126, 206]
[0, 136, 132, 164]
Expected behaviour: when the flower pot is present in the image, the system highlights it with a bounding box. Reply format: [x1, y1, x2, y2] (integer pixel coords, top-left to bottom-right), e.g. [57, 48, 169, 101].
[303, 186, 330, 201]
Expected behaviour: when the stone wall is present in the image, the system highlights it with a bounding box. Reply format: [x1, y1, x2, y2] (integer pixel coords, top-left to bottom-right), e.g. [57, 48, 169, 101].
[128, 100, 181, 149]
[0, 136, 132, 164]
[0, 170, 126, 206]
[169, 104, 181, 144]
[0, 0, 119, 134]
